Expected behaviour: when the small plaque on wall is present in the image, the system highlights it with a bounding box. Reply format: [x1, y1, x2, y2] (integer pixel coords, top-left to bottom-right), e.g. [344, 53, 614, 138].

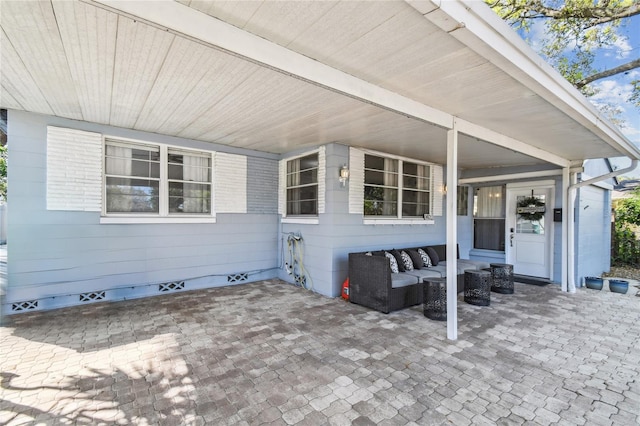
[554, 208, 562, 222]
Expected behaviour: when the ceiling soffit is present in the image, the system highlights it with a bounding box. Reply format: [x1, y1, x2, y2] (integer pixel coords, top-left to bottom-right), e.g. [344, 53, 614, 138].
[1, 0, 634, 171]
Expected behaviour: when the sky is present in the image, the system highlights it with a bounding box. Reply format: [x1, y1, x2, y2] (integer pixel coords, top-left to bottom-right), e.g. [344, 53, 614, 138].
[522, 11, 640, 178]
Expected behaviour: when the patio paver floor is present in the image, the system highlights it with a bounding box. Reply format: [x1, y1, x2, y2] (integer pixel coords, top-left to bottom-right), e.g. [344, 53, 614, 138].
[1, 279, 639, 425]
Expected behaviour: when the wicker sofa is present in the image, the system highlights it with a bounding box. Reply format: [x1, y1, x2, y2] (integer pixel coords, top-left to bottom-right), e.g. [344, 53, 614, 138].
[348, 244, 490, 314]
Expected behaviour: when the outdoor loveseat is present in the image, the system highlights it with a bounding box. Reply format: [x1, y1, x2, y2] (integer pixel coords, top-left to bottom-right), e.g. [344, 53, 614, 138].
[348, 244, 490, 314]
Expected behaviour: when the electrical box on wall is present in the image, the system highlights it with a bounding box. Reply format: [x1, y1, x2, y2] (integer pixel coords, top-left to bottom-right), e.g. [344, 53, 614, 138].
[554, 208, 562, 222]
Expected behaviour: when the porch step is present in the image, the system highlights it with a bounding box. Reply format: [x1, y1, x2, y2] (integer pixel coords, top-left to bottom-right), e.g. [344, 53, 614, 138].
[513, 274, 551, 286]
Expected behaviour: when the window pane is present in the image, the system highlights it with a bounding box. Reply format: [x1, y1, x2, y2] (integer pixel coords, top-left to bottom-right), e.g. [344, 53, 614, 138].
[402, 189, 430, 217]
[105, 145, 160, 179]
[474, 186, 505, 218]
[364, 186, 397, 216]
[286, 153, 318, 215]
[106, 177, 159, 213]
[365, 154, 397, 172]
[474, 219, 505, 250]
[168, 182, 211, 214]
[287, 186, 318, 215]
[516, 195, 545, 234]
[168, 151, 211, 182]
[457, 186, 469, 216]
[287, 169, 317, 187]
[365, 169, 398, 187]
[402, 162, 429, 191]
[364, 155, 400, 216]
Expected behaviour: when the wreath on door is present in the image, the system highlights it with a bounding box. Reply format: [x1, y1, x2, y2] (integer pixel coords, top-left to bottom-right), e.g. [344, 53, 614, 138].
[517, 196, 546, 221]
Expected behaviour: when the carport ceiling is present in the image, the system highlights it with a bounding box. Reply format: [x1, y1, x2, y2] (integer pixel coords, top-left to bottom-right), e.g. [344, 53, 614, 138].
[0, 0, 635, 170]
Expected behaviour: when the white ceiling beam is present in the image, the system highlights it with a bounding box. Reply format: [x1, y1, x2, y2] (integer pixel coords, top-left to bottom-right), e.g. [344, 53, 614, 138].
[405, 0, 640, 161]
[456, 118, 571, 168]
[88, 0, 453, 130]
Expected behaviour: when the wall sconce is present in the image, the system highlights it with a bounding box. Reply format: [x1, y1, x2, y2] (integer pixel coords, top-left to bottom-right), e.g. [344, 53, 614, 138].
[339, 165, 350, 187]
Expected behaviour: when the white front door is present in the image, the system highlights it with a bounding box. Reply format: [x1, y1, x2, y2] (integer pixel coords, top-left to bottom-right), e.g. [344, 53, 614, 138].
[506, 184, 553, 278]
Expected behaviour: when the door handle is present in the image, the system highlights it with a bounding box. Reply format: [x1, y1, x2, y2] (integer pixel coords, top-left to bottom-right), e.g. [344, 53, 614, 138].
[510, 233, 514, 247]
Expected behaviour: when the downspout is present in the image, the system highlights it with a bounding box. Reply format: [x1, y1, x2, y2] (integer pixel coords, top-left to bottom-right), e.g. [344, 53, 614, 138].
[567, 158, 638, 292]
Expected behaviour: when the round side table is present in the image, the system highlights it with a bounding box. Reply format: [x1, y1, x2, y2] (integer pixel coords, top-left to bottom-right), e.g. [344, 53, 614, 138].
[464, 270, 491, 306]
[423, 278, 447, 321]
[490, 263, 514, 294]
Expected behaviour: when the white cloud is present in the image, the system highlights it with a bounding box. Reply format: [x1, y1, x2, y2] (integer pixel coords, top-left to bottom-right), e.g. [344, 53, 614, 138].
[590, 79, 633, 111]
[588, 79, 640, 148]
[604, 35, 632, 60]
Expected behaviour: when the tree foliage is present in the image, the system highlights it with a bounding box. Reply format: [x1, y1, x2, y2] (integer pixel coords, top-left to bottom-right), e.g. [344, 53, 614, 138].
[613, 188, 640, 265]
[485, 0, 640, 108]
[615, 188, 640, 226]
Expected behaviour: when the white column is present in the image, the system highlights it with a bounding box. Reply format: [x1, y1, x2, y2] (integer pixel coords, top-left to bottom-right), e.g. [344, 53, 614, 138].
[446, 126, 458, 340]
[561, 166, 570, 292]
[567, 172, 577, 293]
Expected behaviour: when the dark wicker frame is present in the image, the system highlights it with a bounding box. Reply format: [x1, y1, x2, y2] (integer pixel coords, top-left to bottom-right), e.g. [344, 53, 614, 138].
[348, 244, 464, 314]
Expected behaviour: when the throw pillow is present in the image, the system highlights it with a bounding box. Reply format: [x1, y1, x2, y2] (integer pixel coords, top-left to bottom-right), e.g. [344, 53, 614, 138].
[390, 249, 406, 272]
[407, 250, 423, 270]
[417, 248, 432, 267]
[400, 251, 414, 271]
[385, 251, 399, 274]
[425, 247, 440, 266]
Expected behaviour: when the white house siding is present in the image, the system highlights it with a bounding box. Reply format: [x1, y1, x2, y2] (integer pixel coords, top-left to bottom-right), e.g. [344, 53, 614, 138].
[5, 110, 279, 313]
[575, 185, 611, 281]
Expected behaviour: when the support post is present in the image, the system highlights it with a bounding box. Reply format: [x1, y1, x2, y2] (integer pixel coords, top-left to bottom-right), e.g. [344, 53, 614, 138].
[446, 126, 458, 340]
[567, 172, 577, 293]
[561, 166, 570, 292]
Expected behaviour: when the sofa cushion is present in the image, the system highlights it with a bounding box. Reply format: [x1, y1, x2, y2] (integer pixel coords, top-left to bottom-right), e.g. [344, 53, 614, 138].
[385, 251, 400, 273]
[405, 269, 445, 280]
[417, 248, 432, 267]
[428, 265, 447, 276]
[390, 249, 406, 272]
[406, 250, 423, 270]
[391, 273, 419, 288]
[400, 251, 414, 271]
[425, 246, 440, 266]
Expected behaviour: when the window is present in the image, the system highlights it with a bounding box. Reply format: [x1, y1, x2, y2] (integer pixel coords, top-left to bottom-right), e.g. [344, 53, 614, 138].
[286, 153, 318, 216]
[364, 154, 431, 218]
[168, 149, 211, 214]
[473, 186, 505, 251]
[457, 186, 469, 216]
[104, 139, 212, 217]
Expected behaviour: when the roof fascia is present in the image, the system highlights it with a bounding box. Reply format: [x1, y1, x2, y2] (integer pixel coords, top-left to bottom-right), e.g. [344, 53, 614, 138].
[88, 0, 453, 129]
[405, 0, 640, 160]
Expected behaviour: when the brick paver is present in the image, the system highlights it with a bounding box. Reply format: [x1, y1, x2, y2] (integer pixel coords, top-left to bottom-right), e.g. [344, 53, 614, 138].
[1, 279, 639, 425]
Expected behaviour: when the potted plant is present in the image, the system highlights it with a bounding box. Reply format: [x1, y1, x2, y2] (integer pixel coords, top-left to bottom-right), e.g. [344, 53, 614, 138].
[608, 279, 629, 294]
[584, 276, 604, 290]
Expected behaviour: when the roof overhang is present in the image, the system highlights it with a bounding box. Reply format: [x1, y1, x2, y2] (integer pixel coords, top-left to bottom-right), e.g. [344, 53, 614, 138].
[1, 0, 638, 171]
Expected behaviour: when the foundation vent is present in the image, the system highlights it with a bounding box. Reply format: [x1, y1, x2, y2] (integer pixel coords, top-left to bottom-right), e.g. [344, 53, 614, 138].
[12, 300, 39, 312]
[227, 273, 248, 283]
[159, 281, 185, 292]
[79, 291, 106, 302]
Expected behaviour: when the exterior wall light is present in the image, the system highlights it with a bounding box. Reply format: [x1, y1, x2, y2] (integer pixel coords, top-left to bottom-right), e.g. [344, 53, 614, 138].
[339, 165, 350, 187]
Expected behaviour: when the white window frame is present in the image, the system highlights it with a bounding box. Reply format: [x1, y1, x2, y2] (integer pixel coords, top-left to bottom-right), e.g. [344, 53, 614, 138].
[101, 136, 216, 224]
[280, 147, 325, 225]
[285, 152, 319, 217]
[363, 151, 434, 225]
